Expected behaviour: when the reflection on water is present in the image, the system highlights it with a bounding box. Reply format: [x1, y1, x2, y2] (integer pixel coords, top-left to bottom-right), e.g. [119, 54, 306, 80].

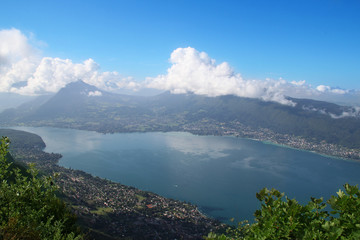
[7, 127, 360, 224]
[231, 157, 256, 169]
[12, 126, 100, 153]
[163, 132, 237, 159]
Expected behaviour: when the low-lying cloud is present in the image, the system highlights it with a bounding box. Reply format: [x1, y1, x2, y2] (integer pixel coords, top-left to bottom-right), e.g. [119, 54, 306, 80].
[302, 105, 360, 119]
[329, 107, 360, 119]
[0, 28, 359, 108]
[88, 90, 102, 97]
[146, 47, 297, 105]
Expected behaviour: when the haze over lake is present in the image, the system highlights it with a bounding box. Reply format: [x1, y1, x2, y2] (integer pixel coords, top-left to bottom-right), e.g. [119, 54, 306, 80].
[10, 126, 360, 223]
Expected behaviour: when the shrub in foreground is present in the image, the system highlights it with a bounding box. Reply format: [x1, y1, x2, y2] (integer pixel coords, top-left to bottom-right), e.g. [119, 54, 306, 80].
[0, 136, 82, 240]
[206, 184, 360, 239]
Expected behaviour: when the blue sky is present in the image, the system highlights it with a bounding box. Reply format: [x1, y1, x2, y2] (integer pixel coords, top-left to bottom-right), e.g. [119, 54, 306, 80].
[0, 0, 360, 104]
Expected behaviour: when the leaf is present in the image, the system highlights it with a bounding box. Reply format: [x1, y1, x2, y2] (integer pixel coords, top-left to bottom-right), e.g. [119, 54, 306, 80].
[337, 189, 345, 198]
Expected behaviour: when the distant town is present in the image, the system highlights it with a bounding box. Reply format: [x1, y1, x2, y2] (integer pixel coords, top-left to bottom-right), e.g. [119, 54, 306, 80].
[181, 120, 360, 161]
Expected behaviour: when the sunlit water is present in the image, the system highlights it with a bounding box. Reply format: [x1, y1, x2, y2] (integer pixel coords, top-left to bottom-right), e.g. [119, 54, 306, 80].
[9, 126, 360, 223]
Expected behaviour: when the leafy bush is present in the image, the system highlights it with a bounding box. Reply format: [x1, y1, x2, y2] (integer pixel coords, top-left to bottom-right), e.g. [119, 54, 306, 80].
[206, 184, 360, 239]
[0, 137, 82, 240]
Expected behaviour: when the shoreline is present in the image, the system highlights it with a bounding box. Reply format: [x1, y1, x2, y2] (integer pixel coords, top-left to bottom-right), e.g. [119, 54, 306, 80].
[4, 128, 225, 239]
[5, 124, 360, 162]
[261, 140, 348, 161]
[4, 127, 360, 238]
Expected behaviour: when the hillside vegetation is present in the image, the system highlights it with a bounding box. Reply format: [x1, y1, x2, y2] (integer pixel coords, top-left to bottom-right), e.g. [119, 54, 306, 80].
[0, 136, 82, 239]
[207, 184, 360, 239]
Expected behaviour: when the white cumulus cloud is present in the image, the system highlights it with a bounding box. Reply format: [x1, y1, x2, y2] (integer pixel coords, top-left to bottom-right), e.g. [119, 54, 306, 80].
[316, 85, 348, 94]
[0, 28, 34, 64]
[145, 47, 360, 106]
[0, 28, 138, 96]
[146, 47, 300, 105]
[0, 29, 358, 107]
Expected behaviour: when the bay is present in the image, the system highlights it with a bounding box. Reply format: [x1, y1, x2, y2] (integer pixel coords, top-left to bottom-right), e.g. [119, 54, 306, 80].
[9, 126, 360, 223]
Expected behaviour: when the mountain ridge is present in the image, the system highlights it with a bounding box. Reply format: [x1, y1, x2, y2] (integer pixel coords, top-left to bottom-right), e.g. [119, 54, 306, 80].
[1, 81, 359, 157]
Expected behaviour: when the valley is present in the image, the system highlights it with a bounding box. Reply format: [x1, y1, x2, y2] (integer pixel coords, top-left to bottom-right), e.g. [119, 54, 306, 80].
[1, 81, 360, 161]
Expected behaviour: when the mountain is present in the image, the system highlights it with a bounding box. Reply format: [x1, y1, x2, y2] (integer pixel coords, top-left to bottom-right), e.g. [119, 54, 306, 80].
[148, 92, 360, 148]
[0, 94, 53, 122]
[1, 81, 150, 123]
[0, 92, 36, 113]
[1, 81, 359, 151]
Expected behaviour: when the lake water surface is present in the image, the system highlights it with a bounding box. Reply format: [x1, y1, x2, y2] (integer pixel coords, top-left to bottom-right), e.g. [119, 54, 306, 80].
[10, 126, 360, 223]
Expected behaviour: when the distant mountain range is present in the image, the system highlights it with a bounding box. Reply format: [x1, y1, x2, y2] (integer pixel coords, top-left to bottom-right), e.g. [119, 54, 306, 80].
[0, 93, 36, 112]
[1, 80, 360, 149]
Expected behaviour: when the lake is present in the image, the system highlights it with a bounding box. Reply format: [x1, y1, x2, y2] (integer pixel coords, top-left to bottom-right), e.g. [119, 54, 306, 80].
[9, 126, 360, 223]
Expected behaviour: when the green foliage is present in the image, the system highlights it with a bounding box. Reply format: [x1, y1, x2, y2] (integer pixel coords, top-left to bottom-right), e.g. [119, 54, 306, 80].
[206, 184, 360, 240]
[0, 137, 82, 240]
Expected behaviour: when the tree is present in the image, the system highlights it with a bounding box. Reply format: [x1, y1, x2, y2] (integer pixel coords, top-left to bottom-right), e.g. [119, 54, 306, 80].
[206, 184, 360, 239]
[0, 136, 82, 240]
